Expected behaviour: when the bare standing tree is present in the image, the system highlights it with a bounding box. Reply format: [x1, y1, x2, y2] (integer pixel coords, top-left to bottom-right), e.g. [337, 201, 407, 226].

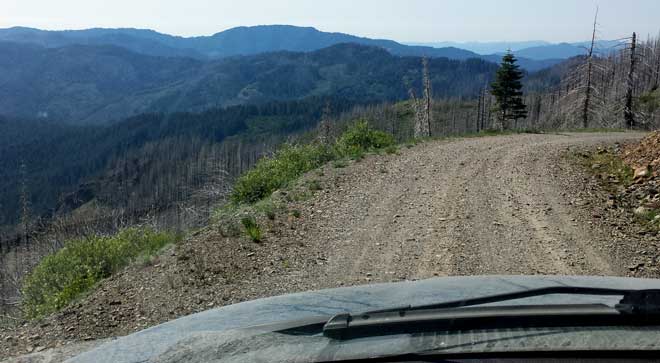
[317, 101, 332, 145]
[624, 32, 638, 128]
[582, 7, 599, 128]
[422, 57, 432, 136]
[408, 86, 422, 138]
[19, 160, 31, 247]
[476, 86, 484, 132]
[409, 57, 432, 139]
[654, 36, 660, 90]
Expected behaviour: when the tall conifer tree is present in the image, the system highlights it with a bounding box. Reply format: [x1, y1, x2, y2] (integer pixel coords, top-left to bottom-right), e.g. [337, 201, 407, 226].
[491, 51, 527, 129]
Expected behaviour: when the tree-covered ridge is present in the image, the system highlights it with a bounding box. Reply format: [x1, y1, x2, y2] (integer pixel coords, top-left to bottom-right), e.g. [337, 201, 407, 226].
[0, 97, 358, 227]
[0, 25, 559, 72]
[0, 41, 498, 124]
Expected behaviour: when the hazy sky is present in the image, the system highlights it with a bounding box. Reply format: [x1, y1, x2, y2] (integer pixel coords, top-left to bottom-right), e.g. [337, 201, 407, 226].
[3, 0, 660, 43]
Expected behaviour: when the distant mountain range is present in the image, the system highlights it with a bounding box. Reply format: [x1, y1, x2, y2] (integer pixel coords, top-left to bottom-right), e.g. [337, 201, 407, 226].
[0, 24, 600, 124]
[0, 41, 498, 124]
[0, 25, 559, 71]
[406, 41, 553, 54]
[407, 40, 623, 60]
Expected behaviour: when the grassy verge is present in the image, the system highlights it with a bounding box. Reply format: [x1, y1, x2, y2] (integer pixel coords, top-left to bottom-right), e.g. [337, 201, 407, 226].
[230, 120, 394, 205]
[22, 228, 181, 319]
[576, 148, 658, 232]
[636, 207, 660, 231]
[552, 128, 630, 133]
[214, 120, 395, 241]
[582, 149, 635, 189]
[230, 143, 335, 205]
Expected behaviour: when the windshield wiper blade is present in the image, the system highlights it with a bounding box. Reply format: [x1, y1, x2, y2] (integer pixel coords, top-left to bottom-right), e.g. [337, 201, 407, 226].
[322, 287, 660, 340]
[365, 286, 660, 314]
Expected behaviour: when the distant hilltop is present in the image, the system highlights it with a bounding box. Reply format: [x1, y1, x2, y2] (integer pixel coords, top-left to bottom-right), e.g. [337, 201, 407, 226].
[0, 25, 565, 70]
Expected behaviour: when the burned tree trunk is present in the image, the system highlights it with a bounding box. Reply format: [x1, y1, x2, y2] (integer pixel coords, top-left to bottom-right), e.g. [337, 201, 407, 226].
[582, 8, 598, 128]
[654, 37, 660, 90]
[476, 87, 484, 132]
[485, 87, 491, 129]
[409, 88, 424, 138]
[19, 161, 31, 247]
[410, 57, 432, 139]
[422, 57, 432, 137]
[624, 32, 637, 128]
[317, 101, 332, 145]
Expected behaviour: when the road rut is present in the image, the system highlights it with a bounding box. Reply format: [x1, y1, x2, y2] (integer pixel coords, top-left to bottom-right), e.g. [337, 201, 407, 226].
[293, 132, 645, 286]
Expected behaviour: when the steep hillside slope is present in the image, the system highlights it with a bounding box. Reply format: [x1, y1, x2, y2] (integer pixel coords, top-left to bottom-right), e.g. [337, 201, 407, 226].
[0, 97, 355, 226]
[1, 132, 653, 359]
[0, 42, 497, 123]
[0, 41, 203, 123]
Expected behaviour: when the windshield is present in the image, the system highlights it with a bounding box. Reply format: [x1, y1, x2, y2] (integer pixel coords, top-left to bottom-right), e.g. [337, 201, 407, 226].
[1, 0, 659, 361]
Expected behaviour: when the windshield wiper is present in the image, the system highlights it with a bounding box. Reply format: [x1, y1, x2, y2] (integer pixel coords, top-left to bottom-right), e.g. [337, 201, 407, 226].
[364, 286, 660, 314]
[322, 287, 660, 340]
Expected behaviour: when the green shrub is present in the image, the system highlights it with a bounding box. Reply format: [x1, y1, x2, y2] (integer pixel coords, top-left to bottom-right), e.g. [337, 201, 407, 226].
[350, 150, 365, 161]
[385, 145, 398, 154]
[640, 89, 660, 113]
[241, 216, 262, 242]
[254, 198, 279, 220]
[230, 121, 395, 205]
[308, 179, 323, 191]
[332, 160, 348, 168]
[290, 190, 312, 202]
[231, 144, 334, 204]
[335, 120, 395, 157]
[218, 220, 242, 237]
[636, 208, 660, 229]
[22, 228, 178, 319]
[587, 150, 634, 186]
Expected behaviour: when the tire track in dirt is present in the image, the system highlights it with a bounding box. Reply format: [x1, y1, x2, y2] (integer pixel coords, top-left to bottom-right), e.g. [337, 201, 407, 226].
[309, 132, 643, 283]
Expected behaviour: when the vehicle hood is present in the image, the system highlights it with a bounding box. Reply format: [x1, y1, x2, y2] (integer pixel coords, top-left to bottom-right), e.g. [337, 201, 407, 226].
[66, 275, 660, 363]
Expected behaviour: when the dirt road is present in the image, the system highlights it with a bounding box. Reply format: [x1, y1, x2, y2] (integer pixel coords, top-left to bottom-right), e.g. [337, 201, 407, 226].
[2, 131, 650, 360]
[291, 132, 645, 286]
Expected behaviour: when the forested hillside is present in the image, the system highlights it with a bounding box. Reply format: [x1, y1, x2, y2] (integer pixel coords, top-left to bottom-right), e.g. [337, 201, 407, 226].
[0, 97, 360, 228]
[0, 41, 202, 124]
[0, 25, 557, 71]
[0, 42, 497, 123]
[0, 25, 477, 59]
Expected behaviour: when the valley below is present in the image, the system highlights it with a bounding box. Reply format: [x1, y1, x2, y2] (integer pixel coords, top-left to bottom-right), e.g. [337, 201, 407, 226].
[2, 131, 656, 361]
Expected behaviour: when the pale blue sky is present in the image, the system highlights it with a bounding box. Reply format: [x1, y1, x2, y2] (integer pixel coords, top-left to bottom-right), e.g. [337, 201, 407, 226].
[3, 0, 659, 42]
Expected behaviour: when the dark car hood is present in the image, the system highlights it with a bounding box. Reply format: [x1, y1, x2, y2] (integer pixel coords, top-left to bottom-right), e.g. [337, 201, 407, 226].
[66, 275, 660, 362]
